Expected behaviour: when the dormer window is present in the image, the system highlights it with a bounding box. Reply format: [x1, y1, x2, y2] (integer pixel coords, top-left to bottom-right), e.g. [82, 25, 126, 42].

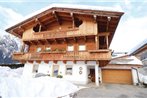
[33, 24, 40, 32]
[74, 18, 83, 27]
[33, 24, 45, 32]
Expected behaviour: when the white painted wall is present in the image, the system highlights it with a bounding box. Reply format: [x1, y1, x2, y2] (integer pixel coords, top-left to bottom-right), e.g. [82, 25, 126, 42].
[99, 68, 102, 83]
[95, 64, 99, 86]
[22, 60, 98, 85]
[38, 61, 50, 75]
[63, 61, 89, 84]
[57, 61, 66, 76]
[22, 62, 34, 78]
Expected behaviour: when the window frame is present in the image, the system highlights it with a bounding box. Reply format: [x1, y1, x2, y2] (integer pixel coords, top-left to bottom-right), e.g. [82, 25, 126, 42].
[67, 44, 74, 52]
[36, 47, 42, 52]
[78, 44, 86, 51]
[66, 65, 73, 75]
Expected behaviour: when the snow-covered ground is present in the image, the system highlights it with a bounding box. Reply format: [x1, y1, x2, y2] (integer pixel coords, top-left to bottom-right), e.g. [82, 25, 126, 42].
[0, 66, 79, 98]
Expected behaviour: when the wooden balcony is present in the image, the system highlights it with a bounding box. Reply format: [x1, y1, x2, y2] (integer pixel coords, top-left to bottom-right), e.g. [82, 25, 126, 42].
[12, 50, 111, 62]
[23, 28, 96, 41]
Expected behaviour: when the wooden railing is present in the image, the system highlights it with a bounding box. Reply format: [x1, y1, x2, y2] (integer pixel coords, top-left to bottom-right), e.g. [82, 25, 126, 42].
[23, 28, 96, 41]
[12, 50, 111, 61]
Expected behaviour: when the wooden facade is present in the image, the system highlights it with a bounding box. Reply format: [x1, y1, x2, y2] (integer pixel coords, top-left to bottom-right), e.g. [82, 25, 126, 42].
[6, 6, 124, 66]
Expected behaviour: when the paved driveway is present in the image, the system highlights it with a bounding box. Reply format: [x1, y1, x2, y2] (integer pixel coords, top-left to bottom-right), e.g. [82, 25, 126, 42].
[75, 84, 147, 98]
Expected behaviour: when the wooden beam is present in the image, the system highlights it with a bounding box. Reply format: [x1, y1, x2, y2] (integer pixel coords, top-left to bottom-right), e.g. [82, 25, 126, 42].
[35, 18, 47, 30]
[30, 40, 37, 45]
[93, 15, 97, 23]
[95, 36, 99, 50]
[63, 38, 67, 43]
[54, 8, 123, 18]
[52, 11, 62, 25]
[106, 16, 111, 31]
[73, 60, 76, 64]
[96, 60, 99, 64]
[29, 41, 34, 45]
[84, 36, 87, 42]
[19, 26, 25, 32]
[11, 30, 22, 38]
[45, 39, 50, 44]
[73, 37, 77, 42]
[106, 35, 109, 49]
[54, 39, 58, 43]
[98, 32, 110, 36]
[70, 13, 75, 28]
[38, 40, 44, 45]
[53, 60, 57, 64]
[63, 60, 66, 64]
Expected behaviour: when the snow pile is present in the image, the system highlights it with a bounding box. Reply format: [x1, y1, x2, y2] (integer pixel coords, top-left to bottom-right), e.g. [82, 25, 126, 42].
[0, 66, 23, 77]
[0, 77, 78, 98]
[0, 67, 79, 98]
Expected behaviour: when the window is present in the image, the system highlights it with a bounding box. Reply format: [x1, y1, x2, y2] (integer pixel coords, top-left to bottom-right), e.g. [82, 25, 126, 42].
[74, 18, 83, 27]
[66, 65, 72, 75]
[53, 65, 59, 77]
[24, 44, 29, 53]
[79, 44, 86, 51]
[33, 24, 46, 32]
[32, 63, 39, 73]
[67, 45, 74, 51]
[45, 47, 51, 52]
[37, 47, 41, 52]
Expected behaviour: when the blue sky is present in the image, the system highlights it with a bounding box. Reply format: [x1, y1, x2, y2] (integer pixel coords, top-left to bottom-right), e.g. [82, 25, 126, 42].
[0, 0, 147, 52]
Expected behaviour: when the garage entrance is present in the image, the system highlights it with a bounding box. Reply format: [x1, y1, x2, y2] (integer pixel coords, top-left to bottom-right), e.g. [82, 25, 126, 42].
[102, 69, 133, 84]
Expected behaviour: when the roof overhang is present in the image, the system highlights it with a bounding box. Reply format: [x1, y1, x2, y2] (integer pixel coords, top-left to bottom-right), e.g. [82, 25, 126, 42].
[5, 4, 124, 43]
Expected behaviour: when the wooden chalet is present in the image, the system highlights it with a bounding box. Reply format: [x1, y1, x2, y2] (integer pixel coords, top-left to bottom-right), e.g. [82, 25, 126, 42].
[6, 4, 124, 85]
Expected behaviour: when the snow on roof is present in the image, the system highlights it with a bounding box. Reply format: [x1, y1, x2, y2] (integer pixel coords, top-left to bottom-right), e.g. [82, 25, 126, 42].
[6, 3, 124, 30]
[110, 56, 143, 65]
[129, 39, 147, 55]
[112, 52, 128, 59]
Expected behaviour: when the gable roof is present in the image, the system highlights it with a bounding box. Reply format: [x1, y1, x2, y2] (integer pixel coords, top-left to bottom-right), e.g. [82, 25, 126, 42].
[5, 4, 124, 45]
[129, 39, 147, 55]
[6, 4, 124, 29]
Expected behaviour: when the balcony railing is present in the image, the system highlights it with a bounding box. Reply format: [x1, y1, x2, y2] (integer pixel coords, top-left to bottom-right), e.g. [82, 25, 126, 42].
[12, 50, 111, 61]
[23, 28, 96, 41]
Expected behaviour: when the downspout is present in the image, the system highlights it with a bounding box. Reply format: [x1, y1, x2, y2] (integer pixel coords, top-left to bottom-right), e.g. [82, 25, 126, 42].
[131, 67, 141, 85]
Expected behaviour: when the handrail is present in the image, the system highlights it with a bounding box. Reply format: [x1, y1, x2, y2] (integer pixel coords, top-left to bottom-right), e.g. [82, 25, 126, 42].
[23, 28, 96, 41]
[88, 49, 111, 53]
[12, 51, 111, 61]
[34, 28, 79, 35]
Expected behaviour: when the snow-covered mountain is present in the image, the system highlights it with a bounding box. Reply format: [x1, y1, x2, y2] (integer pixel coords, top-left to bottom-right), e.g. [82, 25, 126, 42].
[0, 35, 20, 64]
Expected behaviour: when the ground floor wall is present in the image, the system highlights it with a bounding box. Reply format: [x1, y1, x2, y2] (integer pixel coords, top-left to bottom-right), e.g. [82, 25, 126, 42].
[22, 61, 100, 85]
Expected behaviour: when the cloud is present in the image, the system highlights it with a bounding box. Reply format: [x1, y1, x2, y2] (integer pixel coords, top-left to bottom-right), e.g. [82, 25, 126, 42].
[0, 6, 23, 36]
[124, 0, 131, 5]
[110, 16, 147, 52]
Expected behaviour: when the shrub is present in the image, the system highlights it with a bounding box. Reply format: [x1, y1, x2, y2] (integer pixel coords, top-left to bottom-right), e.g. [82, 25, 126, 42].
[57, 75, 63, 78]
